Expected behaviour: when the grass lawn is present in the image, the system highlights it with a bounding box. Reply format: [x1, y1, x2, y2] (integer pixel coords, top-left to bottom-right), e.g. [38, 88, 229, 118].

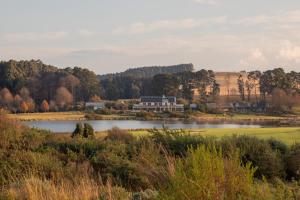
[8, 112, 85, 121]
[129, 127, 300, 145]
[191, 113, 295, 121]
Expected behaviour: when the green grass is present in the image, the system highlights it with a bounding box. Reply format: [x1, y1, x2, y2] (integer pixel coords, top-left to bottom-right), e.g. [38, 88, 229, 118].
[129, 127, 300, 145]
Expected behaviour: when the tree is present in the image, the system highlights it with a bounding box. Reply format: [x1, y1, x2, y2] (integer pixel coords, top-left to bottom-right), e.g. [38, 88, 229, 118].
[237, 75, 245, 101]
[83, 123, 95, 138]
[19, 87, 31, 101]
[55, 87, 73, 109]
[151, 74, 180, 96]
[59, 74, 80, 104]
[248, 71, 261, 102]
[12, 94, 22, 113]
[260, 68, 290, 99]
[72, 123, 84, 138]
[19, 101, 29, 113]
[40, 100, 50, 112]
[271, 88, 288, 112]
[0, 88, 13, 107]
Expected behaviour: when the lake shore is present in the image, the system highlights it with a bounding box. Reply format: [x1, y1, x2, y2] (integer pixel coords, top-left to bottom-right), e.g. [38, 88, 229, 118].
[8, 111, 300, 124]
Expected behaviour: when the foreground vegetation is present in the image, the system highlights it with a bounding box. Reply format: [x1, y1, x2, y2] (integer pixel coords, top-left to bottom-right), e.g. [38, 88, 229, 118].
[0, 113, 300, 199]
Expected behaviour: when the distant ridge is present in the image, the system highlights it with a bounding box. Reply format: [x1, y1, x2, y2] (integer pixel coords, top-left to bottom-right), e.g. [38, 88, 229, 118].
[99, 63, 194, 80]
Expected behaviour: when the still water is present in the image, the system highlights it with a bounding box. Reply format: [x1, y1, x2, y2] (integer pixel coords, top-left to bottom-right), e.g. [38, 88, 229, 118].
[23, 120, 262, 132]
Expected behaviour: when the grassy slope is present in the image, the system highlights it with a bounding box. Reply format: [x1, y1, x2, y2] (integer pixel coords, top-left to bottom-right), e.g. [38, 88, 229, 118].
[129, 127, 300, 145]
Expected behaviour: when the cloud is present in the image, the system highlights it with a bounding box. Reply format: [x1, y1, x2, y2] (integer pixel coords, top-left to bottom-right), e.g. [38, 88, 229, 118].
[78, 29, 95, 37]
[279, 40, 300, 63]
[240, 48, 268, 67]
[3, 31, 68, 41]
[237, 10, 300, 26]
[113, 16, 227, 34]
[193, 0, 219, 5]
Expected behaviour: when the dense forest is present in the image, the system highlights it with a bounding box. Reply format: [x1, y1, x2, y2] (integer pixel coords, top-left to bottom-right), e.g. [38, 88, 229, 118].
[100, 70, 219, 100]
[0, 60, 300, 113]
[0, 60, 101, 112]
[98, 63, 194, 80]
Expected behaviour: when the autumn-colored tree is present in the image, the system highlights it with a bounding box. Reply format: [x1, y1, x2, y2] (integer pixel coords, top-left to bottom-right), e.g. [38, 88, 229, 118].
[19, 87, 31, 101]
[27, 98, 36, 112]
[40, 100, 50, 112]
[55, 87, 73, 109]
[49, 100, 57, 111]
[0, 88, 14, 107]
[12, 95, 23, 113]
[19, 101, 29, 113]
[90, 95, 101, 102]
[59, 75, 80, 104]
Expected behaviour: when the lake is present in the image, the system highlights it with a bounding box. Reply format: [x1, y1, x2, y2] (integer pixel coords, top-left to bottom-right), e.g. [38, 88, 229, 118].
[23, 120, 262, 132]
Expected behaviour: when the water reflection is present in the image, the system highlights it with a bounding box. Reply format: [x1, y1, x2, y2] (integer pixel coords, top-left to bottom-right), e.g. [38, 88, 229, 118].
[23, 120, 262, 133]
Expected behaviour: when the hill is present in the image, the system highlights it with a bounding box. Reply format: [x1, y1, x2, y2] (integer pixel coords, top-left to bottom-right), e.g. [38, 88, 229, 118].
[98, 63, 194, 80]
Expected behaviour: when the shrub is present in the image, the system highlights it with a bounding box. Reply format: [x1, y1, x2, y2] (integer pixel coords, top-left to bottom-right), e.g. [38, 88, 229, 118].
[286, 144, 300, 180]
[72, 123, 83, 138]
[136, 112, 155, 120]
[106, 127, 135, 143]
[83, 123, 95, 139]
[220, 136, 285, 179]
[158, 145, 262, 200]
[149, 128, 211, 156]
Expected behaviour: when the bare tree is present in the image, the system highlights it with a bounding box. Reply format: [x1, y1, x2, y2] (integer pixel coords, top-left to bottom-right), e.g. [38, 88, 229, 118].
[0, 88, 14, 108]
[59, 75, 80, 104]
[55, 87, 73, 109]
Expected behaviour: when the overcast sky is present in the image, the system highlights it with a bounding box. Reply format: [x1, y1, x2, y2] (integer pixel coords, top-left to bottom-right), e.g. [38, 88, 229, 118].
[1, 0, 300, 74]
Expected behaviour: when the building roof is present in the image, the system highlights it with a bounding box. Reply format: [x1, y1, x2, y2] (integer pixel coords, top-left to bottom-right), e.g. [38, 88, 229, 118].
[141, 96, 176, 103]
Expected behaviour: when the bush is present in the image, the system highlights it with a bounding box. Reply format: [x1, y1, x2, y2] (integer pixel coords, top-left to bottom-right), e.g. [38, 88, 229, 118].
[72, 123, 83, 138]
[105, 127, 135, 143]
[158, 145, 269, 200]
[149, 128, 211, 156]
[136, 111, 155, 120]
[220, 136, 285, 179]
[286, 144, 300, 180]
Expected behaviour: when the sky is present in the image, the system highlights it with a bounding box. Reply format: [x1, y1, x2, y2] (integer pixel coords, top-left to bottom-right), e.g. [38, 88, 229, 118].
[1, 0, 300, 74]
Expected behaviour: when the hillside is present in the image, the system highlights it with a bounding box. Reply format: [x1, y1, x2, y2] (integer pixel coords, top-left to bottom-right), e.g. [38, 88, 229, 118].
[98, 63, 194, 80]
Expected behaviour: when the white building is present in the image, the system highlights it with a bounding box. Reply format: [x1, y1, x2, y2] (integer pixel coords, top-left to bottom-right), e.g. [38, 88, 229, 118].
[133, 95, 184, 112]
[85, 102, 105, 110]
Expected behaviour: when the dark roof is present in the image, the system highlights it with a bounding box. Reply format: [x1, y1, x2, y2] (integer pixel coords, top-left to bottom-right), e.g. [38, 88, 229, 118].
[141, 96, 176, 103]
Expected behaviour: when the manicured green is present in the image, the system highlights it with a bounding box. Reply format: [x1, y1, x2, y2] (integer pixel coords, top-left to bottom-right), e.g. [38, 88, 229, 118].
[130, 127, 300, 145]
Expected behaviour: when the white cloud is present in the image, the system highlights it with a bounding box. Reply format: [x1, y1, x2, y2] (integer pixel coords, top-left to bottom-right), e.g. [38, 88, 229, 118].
[78, 29, 95, 37]
[240, 48, 268, 67]
[279, 40, 300, 63]
[113, 16, 227, 35]
[3, 31, 68, 41]
[193, 0, 219, 5]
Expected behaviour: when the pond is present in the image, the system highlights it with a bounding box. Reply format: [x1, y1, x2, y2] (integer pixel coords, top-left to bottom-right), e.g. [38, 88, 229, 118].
[23, 120, 262, 133]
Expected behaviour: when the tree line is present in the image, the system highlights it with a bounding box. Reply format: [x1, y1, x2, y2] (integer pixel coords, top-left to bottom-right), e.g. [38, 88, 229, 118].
[1, 60, 300, 113]
[237, 68, 300, 112]
[0, 60, 101, 112]
[100, 70, 220, 102]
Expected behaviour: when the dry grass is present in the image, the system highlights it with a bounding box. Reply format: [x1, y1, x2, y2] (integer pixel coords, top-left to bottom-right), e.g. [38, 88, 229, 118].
[4, 177, 131, 200]
[8, 112, 85, 121]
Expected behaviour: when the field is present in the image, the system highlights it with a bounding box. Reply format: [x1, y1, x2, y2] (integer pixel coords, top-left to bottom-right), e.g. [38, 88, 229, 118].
[128, 127, 300, 145]
[7, 112, 85, 121]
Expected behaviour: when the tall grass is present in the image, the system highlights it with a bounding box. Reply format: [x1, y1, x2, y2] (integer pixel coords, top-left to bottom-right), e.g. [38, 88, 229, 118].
[3, 177, 131, 200]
